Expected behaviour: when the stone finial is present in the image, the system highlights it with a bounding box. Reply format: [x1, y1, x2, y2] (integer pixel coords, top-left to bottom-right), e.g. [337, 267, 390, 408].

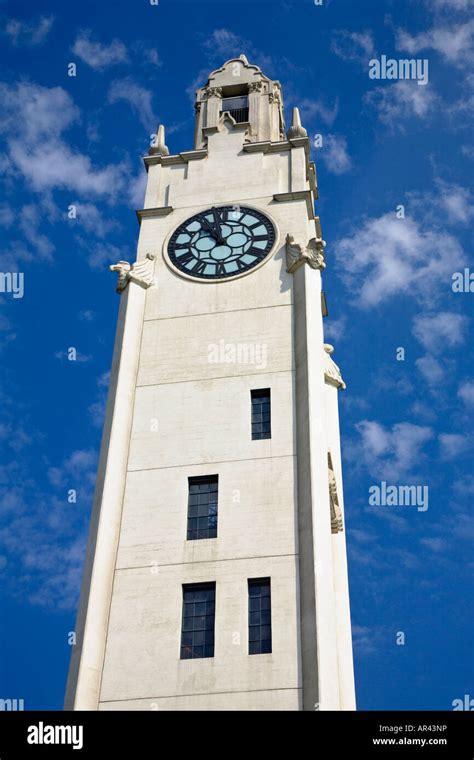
[110, 253, 156, 293]
[287, 107, 308, 140]
[286, 234, 326, 273]
[148, 125, 169, 156]
[239, 53, 249, 64]
[323, 344, 346, 389]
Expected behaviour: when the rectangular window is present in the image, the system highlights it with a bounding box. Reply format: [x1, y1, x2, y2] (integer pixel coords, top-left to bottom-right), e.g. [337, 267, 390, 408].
[251, 389, 271, 440]
[187, 475, 218, 540]
[180, 582, 216, 659]
[248, 578, 272, 655]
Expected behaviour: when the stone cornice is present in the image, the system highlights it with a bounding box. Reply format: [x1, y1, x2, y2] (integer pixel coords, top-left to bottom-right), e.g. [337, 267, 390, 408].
[274, 191, 315, 221]
[143, 149, 208, 170]
[136, 207, 173, 223]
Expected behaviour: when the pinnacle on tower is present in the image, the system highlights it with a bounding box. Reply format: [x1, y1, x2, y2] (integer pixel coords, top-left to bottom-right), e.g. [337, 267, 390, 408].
[287, 107, 308, 139]
[148, 124, 169, 156]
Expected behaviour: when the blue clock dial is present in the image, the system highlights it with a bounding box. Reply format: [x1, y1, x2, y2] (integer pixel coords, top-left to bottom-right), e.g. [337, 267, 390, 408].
[167, 205, 275, 280]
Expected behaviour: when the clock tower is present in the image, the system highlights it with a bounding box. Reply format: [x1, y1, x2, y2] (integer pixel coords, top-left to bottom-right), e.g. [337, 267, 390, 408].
[65, 55, 356, 711]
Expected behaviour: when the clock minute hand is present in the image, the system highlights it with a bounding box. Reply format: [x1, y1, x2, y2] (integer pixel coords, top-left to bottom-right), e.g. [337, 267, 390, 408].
[200, 216, 218, 240]
[211, 207, 224, 244]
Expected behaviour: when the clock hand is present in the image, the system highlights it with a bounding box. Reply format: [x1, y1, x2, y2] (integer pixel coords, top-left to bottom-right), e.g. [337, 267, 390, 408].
[200, 217, 219, 240]
[211, 207, 225, 244]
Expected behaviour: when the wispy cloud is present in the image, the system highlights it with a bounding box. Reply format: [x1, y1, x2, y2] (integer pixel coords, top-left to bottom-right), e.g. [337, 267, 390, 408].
[353, 420, 433, 481]
[72, 31, 129, 70]
[108, 77, 158, 131]
[412, 311, 468, 352]
[366, 80, 437, 128]
[4, 15, 54, 46]
[316, 133, 352, 174]
[331, 29, 376, 66]
[395, 19, 474, 66]
[334, 212, 465, 308]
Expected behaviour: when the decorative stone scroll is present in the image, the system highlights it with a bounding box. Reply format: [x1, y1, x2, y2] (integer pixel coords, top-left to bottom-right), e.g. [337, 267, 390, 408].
[328, 452, 344, 534]
[110, 253, 156, 293]
[248, 81, 264, 93]
[285, 233, 326, 273]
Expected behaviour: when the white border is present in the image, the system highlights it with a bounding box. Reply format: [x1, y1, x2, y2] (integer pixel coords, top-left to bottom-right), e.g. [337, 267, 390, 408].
[162, 203, 280, 284]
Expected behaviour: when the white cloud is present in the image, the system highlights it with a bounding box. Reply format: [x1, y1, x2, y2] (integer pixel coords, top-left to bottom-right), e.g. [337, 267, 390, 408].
[202, 29, 274, 74]
[331, 30, 376, 65]
[69, 202, 120, 238]
[108, 77, 158, 131]
[0, 81, 127, 198]
[415, 354, 445, 386]
[354, 420, 433, 480]
[72, 31, 128, 70]
[438, 433, 469, 460]
[317, 133, 351, 174]
[299, 98, 339, 126]
[5, 15, 54, 46]
[396, 19, 474, 66]
[430, 0, 474, 8]
[324, 316, 347, 342]
[334, 213, 466, 308]
[87, 242, 127, 270]
[412, 311, 467, 352]
[458, 381, 474, 405]
[366, 80, 437, 127]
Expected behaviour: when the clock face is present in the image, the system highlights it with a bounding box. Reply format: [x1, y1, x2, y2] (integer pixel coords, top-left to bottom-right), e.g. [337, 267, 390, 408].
[167, 205, 276, 280]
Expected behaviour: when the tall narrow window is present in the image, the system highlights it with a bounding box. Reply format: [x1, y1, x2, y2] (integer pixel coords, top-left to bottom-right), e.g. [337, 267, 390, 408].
[248, 578, 272, 655]
[187, 476, 218, 540]
[180, 582, 216, 659]
[251, 389, 271, 440]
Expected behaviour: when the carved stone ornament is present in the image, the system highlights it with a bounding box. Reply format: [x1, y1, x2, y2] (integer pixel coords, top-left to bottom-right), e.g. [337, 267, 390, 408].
[110, 253, 156, 293]
[323, 344, 346, 390]
[285, 233, 326, 273]
[204, 86, 223, 99]
[328, 452, 344, 534]
[248, 81, 264, 93]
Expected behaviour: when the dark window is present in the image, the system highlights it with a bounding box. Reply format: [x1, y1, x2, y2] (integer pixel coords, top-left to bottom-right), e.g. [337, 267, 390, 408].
[251, 389, 271, 440]
[248, 578, 272, 655]
[180, 582, 216, 659]
[187, 476, 218, 540]
[221, 95, 249, 123]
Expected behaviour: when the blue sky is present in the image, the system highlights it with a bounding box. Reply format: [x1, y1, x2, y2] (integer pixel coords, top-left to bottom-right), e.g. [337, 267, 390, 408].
[0, 0, 473, 711]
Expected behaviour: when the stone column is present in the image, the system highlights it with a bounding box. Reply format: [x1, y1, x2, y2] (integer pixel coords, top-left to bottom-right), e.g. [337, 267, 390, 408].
[204, 87, 222, 129]
[64, 261, 154, 710]
[288, 236, 341, 711]
[248, 81, 263, 138]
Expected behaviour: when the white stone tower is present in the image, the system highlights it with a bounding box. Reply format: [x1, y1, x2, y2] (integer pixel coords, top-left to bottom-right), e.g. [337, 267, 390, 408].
[65, 55, 356, 711]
